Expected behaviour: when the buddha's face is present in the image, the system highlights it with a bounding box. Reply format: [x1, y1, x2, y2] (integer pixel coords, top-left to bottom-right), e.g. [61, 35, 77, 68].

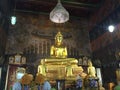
[55, 36, 63, 45]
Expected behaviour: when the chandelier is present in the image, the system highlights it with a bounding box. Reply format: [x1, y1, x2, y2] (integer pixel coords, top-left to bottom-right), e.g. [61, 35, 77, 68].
[50, 0, 69, 23]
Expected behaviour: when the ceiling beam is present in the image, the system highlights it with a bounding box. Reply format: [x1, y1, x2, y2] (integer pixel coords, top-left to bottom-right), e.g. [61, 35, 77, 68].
[16, 0, 101, 9]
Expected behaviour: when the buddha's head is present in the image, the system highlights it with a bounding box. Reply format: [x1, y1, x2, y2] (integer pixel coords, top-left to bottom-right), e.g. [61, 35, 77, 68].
[55, 31, 63, 46]
[88, 60, 92, 67]
[41, 60, 45, 65]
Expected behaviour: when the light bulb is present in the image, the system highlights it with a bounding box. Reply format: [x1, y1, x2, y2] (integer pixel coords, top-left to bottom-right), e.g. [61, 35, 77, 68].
[108, 25, 115, 32]
[11, 16, 16, 25]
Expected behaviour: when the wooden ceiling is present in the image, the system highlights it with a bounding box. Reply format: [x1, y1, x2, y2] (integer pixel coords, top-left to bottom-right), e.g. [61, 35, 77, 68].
[11, 0, 104, 18]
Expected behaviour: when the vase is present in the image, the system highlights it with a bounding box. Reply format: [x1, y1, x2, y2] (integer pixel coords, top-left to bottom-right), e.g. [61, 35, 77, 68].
[38, 85, 40, 90]
[24, 85, 29, 90]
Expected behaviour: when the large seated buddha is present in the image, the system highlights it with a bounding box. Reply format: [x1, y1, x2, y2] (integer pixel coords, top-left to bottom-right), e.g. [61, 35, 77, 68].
[44, 31, 78, 65]
[50, 31, 67, 58]
[37, 31, 86, 80]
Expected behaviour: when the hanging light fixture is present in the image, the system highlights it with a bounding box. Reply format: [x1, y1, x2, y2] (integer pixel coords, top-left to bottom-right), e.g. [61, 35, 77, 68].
[50, 0, 69, 23]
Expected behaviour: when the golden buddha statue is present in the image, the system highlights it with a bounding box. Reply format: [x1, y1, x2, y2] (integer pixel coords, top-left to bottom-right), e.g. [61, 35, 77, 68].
[44, 31, 78, 65]
[37, 60, 46, 76]
[37, 31, 85, 81]
[50, 31, 67, 58]
[87, 60, 96, 78]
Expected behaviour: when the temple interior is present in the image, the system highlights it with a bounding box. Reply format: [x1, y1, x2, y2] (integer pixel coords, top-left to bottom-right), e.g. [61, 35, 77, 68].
[0, 0, 120, 90]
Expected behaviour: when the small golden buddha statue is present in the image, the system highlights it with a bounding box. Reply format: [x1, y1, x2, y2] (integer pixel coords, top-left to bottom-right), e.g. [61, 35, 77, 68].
[50, 31, 67, 58]
[87, 60, 96, 78]
[37, 60, 46, 76]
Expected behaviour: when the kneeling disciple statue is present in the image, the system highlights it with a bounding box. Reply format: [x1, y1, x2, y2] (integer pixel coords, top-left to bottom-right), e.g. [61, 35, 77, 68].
[66, 62, 73, 77]
[37, 60, 46, 76]
[87, 60, 96, 78]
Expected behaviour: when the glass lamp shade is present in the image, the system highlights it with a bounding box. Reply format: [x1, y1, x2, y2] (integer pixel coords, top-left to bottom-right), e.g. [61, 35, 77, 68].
[50, 0, 69, 23]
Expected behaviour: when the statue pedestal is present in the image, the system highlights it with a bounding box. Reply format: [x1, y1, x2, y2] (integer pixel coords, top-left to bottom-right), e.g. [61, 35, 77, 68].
[56, 79, 65, 90]
[40, 58, 83, 80]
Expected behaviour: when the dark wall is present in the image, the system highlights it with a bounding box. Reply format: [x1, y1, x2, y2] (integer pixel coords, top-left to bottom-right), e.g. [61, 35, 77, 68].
[0, 0, 11, 89]
[92, 39, 120, 86]
[0, 0, 10, 58]
[6, 12, 91, 64]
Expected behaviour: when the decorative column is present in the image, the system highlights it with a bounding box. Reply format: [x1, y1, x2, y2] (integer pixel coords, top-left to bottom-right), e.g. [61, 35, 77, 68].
[41, 41, 43, 55]
[46, 41, 47, 55]
[34, 40, 37, 54]
[37, 42, 40, 54]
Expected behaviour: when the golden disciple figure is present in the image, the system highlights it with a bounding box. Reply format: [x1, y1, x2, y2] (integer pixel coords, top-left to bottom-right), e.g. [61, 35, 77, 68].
[87, 60, 96, 78]
[38, 60, 46, 76]
[66, 63, 73, 77]
[50, 31, 67, 58]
